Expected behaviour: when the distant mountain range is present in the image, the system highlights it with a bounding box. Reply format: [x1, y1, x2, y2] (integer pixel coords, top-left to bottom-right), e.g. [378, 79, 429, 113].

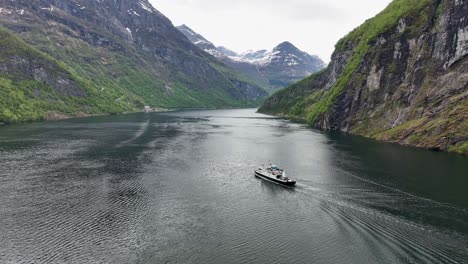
[177, 25, 326, 93]
[0, 0, 267, 122]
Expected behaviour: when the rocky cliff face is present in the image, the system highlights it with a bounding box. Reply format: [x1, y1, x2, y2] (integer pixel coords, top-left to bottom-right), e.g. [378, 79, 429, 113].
[176, 25, 326, 93]
[260, 0, 467, 154]
[0, 0, 267, 122]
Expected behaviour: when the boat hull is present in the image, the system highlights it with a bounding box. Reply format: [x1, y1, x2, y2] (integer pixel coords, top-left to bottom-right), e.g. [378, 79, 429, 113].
[255, 171, 296, 186]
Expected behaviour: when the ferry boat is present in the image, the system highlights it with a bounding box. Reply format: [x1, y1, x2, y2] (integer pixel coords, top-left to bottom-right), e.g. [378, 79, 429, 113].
[254, 165, 296, 186]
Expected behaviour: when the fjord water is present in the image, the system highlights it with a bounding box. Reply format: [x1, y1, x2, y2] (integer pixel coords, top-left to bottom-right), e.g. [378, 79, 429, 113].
[0, 109, 467, 264]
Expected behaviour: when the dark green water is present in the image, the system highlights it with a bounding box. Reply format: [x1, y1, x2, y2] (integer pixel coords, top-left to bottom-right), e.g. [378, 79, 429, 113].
[0, 109, 467, 263]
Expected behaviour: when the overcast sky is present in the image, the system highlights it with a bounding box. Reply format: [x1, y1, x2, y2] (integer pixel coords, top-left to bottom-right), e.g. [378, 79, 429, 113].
[150, 0, 392, 62]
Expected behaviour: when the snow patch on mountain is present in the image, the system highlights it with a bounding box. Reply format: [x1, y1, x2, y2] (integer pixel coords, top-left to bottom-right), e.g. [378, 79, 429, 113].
[228, 50, 281, 66]
[139, 1, 153, 13]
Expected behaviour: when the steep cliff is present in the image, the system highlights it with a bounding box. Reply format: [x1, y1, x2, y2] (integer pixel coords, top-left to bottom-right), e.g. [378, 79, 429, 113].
[0, 0, 267, 123]
[259, 0, 467, 154]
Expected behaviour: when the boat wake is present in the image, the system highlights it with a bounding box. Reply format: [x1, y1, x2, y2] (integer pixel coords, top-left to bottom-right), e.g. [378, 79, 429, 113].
[290, 180, 468, 263]
[117, 120, 151, 147]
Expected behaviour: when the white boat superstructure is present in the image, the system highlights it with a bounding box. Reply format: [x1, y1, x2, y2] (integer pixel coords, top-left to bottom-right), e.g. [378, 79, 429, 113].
[254, 165, 296, 186]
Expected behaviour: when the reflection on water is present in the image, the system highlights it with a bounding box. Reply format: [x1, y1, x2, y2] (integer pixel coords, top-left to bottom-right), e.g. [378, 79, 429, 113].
[0, 109, 467, 264]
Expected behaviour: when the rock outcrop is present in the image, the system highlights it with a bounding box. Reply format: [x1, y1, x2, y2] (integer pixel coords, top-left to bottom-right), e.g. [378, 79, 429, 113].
[260, 0, 468, 154]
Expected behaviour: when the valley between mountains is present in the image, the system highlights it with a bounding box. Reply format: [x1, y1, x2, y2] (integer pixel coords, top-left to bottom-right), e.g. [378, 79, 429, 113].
[0, 0, 466, 154]
[0, 0, 271, 122]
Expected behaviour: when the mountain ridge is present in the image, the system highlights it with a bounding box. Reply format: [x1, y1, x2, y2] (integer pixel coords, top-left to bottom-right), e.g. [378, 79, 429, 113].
[176, 24, 326, 93]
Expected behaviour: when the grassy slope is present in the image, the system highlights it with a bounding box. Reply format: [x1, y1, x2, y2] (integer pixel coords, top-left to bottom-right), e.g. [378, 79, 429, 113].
[0, 27, 139, 123]
[18, 27, 250, 109]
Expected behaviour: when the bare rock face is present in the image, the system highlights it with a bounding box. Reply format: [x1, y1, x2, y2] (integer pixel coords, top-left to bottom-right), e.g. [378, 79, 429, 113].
[260, 0, 468, 153]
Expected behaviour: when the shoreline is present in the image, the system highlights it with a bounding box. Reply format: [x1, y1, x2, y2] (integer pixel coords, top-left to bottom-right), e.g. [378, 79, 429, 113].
[258, 111, 467, 156]
[43, 109, 174, 122]
[0, 110, 169, 126]
[0, 106, 261, 126]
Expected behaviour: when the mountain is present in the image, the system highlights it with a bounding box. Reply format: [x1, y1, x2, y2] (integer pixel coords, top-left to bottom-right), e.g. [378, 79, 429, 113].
[230, 42, 327, 89]
[176, 25, 326, 93]
[176, 24, 223, 58]
[0, 0, 267, 123]
[259, 0, 468, 154]
[0, 26, 136, 122]
[217, 46, 238, 57]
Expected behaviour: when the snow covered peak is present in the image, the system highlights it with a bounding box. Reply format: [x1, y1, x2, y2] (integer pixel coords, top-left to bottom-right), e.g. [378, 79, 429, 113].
[175, 24, 325, 88]
[273, 42, 305, 56]
[274, 41, 297, 51]
[223, 42, 320, 67]
[175, 23, 325, 92]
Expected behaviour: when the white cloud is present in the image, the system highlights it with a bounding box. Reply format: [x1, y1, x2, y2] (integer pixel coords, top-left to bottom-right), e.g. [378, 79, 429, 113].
[150, 0, 392, 62]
